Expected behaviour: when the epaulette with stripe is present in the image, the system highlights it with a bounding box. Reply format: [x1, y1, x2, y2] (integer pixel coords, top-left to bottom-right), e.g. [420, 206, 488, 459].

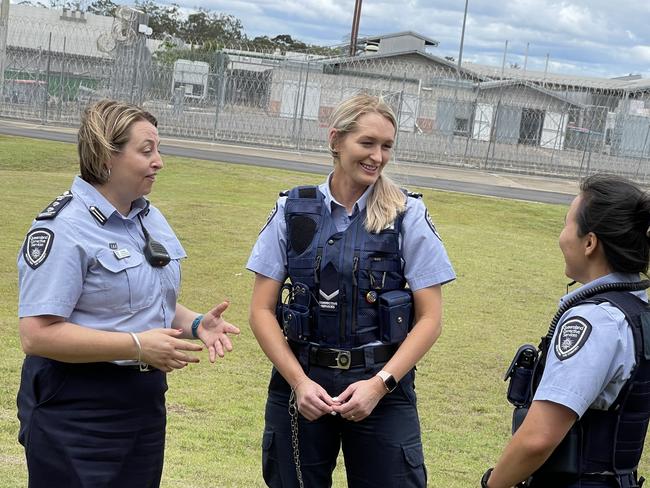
[35, 190, 73, 220]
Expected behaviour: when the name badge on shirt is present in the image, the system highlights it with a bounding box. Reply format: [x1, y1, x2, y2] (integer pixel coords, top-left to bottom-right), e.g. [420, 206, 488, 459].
[114, 248, 131, 260]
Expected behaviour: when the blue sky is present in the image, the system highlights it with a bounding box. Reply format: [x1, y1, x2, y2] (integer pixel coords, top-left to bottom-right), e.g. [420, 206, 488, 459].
[161, 0, 650, 79]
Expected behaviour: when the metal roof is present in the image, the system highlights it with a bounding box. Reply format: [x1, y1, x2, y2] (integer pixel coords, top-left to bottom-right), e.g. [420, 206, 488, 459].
[463, 62, 650, 92]
[360, 31, 439, 47]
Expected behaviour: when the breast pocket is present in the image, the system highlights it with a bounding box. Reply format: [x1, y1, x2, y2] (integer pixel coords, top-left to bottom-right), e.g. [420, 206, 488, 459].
[93, 247, 157, 313]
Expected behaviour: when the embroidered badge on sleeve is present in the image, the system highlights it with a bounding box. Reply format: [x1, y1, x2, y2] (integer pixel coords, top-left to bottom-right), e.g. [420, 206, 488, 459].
[554, 316, 592, 361]
[23, 228, 55, 270]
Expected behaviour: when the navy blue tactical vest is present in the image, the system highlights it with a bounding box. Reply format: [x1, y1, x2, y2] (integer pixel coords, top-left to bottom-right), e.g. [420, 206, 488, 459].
[532, 290, 650, 484]
[577, 291, 650, 477]
[282, 185, 411, 348]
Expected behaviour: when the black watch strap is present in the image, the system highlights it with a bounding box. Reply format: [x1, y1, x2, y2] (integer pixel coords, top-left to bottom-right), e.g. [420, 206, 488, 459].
[481, 468, 493, 488]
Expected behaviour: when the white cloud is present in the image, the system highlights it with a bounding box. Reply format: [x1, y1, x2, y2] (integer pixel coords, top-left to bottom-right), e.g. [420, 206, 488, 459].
[13, 0, 646, 78]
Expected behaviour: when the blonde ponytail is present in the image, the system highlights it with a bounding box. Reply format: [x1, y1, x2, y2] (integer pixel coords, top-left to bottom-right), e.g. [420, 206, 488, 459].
[365, 174, 406, 233]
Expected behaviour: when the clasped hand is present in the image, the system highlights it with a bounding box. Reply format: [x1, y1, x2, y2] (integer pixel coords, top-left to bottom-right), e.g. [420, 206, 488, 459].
[294, 376, 386, 422]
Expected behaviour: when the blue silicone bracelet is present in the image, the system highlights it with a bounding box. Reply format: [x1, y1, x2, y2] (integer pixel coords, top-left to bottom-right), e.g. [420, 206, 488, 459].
[191, 314, 204, 339]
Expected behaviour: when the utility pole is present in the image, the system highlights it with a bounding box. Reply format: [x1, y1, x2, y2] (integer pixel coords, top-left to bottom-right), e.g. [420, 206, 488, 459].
[457, 0, 469, 74]
[0, 0, 9, 99]
[349, 0, 362, 56]
[523, 42, 529, 74]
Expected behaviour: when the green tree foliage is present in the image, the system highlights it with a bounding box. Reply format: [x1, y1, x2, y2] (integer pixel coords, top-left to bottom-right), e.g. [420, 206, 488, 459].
[134, 0, 183, 39]
[29, 0, 339, 62]
[180, 9, 244, 44]
[86, 0, 118, 16]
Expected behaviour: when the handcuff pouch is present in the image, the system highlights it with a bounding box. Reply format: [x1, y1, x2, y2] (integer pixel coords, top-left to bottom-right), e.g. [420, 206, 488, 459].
[378, 290, 413, 343]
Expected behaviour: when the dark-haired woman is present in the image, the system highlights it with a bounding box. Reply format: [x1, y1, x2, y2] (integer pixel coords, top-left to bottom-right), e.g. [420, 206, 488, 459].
[482, 174, 650, 488]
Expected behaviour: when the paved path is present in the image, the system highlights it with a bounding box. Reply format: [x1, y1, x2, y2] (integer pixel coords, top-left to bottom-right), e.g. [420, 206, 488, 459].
[0, 118, 577, 205]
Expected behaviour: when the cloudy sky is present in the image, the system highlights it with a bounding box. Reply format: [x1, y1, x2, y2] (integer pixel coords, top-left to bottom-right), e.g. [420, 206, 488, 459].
[162, 0, 650, 80]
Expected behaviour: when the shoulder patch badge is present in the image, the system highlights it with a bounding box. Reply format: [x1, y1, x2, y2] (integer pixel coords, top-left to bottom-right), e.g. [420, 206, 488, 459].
[259, 202, 278, 235]
[23, 228, 55, 269]
[425, 209, 442, 241]
[35, 191, 72, 220]
[554, 316, 592, 361]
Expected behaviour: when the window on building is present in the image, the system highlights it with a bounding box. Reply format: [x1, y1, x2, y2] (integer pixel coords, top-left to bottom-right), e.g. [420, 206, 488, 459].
[454, 117, 469, 136]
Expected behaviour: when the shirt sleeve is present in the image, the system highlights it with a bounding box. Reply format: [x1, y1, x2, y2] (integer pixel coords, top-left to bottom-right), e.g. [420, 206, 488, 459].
[17, 218, 87, 319]
[533, 303, 628, 418]
[246, 197, 288, 283]
[401, 198, 456, 291]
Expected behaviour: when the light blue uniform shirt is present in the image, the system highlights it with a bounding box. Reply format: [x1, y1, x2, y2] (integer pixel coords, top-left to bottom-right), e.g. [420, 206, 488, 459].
[18, 176, 186, 332]
[534, 272, 644, 418]
[247, 175, 456, 291]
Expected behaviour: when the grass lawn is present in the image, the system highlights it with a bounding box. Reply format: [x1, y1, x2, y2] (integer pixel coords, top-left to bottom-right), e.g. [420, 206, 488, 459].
[1, 134, 647, 487]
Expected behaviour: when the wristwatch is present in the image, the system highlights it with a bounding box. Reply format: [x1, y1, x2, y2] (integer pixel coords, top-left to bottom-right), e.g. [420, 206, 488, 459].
[481, 468, 493, 488]
[376, 370, 398, 393]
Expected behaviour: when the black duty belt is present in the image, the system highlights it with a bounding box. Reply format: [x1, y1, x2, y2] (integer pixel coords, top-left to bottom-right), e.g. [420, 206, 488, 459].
[290, 342, 397, 370]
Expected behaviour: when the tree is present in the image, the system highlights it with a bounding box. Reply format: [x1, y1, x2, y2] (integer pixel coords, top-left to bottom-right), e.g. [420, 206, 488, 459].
[179, 9, 244, 45]
[87, 0, 118, 16]
[134, 0, 182, 39]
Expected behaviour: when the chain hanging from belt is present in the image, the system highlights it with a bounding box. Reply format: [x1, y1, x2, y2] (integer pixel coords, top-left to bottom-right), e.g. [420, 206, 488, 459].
[288, 388, 304, 488]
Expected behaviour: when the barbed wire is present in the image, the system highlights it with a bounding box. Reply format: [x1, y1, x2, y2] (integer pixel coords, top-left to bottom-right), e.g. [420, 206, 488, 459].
[2, 14, 650, 180]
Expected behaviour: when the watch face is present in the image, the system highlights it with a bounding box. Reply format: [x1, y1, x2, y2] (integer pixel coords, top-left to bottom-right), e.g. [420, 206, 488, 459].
[384, 375, 397, 393]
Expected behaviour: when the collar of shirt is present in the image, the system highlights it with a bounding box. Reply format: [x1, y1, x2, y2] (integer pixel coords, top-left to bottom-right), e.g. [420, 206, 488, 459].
[72, 176, 149, 222]
[559, 272, 647, 306]
[318, 172, 374, 216]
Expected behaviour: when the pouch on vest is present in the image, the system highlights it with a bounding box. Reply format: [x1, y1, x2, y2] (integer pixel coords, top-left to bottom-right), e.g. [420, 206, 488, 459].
[378, 290, 413, 343]
[276, 282, 312, 342]
[504, 344, 538, 407]
[513, 406, 581, 478]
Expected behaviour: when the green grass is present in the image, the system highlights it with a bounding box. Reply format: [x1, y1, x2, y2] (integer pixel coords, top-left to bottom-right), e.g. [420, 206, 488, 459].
[0, 134, 647, 487]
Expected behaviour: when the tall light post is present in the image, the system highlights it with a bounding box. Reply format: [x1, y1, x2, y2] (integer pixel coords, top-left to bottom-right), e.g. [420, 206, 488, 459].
[349, 0, 362, 56]
[457, 0, 469, 74]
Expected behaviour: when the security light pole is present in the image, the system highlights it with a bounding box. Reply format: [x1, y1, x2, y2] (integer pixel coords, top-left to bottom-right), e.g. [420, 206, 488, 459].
[457, 0, 469, 73]
[349, 0, 362, 56]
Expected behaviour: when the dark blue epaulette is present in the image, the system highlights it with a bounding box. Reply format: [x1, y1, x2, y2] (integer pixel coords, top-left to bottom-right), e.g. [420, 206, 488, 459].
[35, 190, 73, 220]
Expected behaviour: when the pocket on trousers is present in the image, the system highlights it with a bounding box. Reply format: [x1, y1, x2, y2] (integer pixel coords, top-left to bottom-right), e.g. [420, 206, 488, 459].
[262, 430, 283, 487]
[17, 357, 69, 447]
[400, 443, 427, 487]
[262, 430, 275, 451]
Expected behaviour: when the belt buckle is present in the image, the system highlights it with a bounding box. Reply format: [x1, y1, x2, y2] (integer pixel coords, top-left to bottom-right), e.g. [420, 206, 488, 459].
[331, 350, 351, 370]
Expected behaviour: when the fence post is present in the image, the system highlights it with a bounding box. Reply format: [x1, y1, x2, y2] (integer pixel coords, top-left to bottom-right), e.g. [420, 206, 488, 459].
[296, 59, 311, 152]
[57, 36, 66, 121]
[290, 62, 304, 148]
[42, 32, 52, 124]
[212, 50, 228, 141]
[0, 0, 9, 101]
[636, 123, 650, 179]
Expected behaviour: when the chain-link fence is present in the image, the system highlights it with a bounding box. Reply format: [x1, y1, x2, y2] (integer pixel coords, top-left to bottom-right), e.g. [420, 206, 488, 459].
[2, 7, 650, 181]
